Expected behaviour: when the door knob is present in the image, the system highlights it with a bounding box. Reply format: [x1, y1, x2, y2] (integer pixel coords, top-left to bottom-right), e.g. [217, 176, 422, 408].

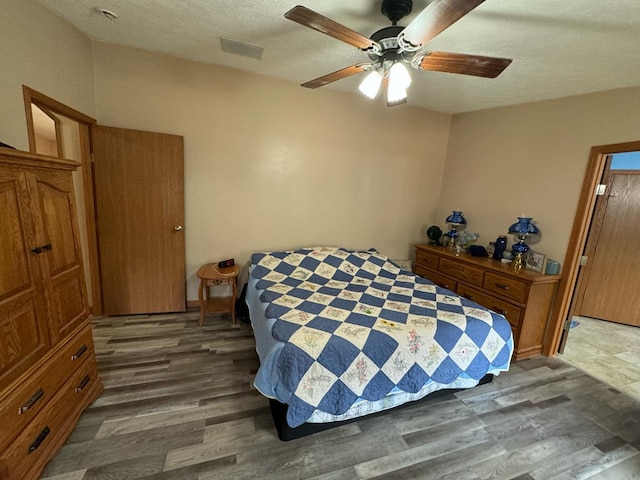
[174, 225, 183, 232]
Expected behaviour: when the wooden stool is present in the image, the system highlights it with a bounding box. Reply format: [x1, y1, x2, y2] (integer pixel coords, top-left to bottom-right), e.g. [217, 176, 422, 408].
[196, 263, 241, 326]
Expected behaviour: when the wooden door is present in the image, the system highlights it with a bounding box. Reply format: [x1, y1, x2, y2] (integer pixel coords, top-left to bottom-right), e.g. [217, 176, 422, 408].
[0, 165, 50, 390]
[574, 170, 640, 326]
[92, 126, 185, 315]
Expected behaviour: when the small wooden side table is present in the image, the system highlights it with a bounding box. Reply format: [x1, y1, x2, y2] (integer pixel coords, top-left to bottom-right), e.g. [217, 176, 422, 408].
[196, 263, 241, 326]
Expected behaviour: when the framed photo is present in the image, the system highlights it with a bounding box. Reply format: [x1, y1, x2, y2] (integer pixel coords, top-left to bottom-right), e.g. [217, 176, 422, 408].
[526, 251, 546, 273]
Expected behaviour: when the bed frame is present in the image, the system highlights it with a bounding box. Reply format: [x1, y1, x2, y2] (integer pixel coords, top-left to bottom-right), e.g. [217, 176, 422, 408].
[269, 373, 494, 441]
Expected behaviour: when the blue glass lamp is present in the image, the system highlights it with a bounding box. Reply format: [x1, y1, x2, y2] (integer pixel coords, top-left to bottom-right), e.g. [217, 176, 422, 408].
[508, 216, 539, 270]
[444, 210, 467, 249]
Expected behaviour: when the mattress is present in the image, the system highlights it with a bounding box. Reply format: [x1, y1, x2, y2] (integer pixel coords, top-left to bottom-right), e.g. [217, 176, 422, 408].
[247, 246, 513, 427]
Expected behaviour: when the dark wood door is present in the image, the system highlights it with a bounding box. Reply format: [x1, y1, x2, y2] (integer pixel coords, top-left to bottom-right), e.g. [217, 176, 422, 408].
[574, 170, 640, 327]
[92, 126, 185, 316]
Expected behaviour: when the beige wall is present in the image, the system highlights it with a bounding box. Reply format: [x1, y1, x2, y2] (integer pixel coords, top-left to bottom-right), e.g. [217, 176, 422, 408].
[91, 43, 452, 300]
[9, 0, 640, 309]
[0, 0, 95, 150]
[439, 87, 640, 269]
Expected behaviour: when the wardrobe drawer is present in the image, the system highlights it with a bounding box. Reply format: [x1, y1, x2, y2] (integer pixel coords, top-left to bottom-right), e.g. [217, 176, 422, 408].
[0, 357, 98, 480]
[483, 272, 528, 304]
[0, 326, 94, 452]
[456, 284, 522, 329]
[415, 250, 440, 270]
[439, 258, 484, 286]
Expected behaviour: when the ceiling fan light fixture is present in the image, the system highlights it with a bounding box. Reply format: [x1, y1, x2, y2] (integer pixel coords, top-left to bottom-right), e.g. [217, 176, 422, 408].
[389, 61, 412, 89]
[387, 85, 408, 105]
[358, 70, 383, 99]
[386, 61, 411, 104]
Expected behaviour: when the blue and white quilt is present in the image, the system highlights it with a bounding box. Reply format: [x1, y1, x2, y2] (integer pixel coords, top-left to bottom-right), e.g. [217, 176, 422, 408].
[250, 247, 513, 427]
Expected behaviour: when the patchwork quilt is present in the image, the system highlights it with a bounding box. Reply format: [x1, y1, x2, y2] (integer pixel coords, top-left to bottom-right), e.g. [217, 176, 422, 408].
[250, 247, 513, 427]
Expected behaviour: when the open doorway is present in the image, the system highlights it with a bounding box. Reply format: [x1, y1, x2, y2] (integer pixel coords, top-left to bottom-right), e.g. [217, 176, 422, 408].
[23, 85, 102, 314]
[551, 149, 640, 401]
[23, 86, 187, 317]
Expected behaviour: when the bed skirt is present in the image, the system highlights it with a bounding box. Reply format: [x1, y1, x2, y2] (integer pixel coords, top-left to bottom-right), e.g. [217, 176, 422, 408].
[269, 373, 494, 441]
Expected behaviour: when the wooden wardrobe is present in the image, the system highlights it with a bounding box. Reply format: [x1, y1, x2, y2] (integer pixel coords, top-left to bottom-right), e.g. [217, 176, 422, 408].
[0, 148, 102, 479]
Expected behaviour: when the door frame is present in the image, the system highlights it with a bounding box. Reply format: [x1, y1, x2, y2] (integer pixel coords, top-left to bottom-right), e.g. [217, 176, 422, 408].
[22, 86, 103, 315]
[544, 140, 640, 356]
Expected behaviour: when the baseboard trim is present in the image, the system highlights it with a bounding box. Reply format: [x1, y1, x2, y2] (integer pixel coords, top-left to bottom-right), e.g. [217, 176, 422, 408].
[186, 300, 200, 309]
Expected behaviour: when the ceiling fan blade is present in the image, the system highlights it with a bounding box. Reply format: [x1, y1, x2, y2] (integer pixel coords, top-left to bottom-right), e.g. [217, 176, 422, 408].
[399, 0, 486, 48]
[418, 51, 512, 78]
[285, 6, 380, 51]
[301, 64, 371, 89]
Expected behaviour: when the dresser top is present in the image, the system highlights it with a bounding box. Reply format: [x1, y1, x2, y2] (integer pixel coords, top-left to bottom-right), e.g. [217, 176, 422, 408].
[415, 244, 560, 284]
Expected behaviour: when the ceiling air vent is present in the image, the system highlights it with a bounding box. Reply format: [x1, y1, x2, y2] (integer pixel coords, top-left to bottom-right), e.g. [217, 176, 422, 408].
[220, 38, 264, 60]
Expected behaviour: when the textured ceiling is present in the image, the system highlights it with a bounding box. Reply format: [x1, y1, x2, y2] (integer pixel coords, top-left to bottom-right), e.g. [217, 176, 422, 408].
[39, 0, 640, 113]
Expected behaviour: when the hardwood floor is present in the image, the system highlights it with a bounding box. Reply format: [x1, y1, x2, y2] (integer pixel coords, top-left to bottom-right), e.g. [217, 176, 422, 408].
[40, 312, 640, 480]
[562, 316, 640, 402]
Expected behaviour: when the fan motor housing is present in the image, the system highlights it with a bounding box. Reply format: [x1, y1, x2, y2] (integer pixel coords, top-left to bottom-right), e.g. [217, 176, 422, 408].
[368, 26, 404, 60]
[381, 0, 413, 24]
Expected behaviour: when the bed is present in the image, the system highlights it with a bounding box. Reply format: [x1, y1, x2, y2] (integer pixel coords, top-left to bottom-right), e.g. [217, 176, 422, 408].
[247, 246, 514, 440]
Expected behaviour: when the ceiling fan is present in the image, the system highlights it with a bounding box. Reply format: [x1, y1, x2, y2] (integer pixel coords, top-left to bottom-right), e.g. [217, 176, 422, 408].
[284, 0, 512, 106]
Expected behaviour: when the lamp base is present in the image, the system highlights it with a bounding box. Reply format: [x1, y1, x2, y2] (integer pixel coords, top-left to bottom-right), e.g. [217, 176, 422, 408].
[512, 252, 526, 271]
[444, 226, 460, 250]
[443, 236, 455, 249]
[511, 240, 530, 272]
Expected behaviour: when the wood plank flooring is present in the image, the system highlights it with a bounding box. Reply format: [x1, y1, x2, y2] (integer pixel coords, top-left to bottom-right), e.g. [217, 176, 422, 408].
[40, 312, 640, 480]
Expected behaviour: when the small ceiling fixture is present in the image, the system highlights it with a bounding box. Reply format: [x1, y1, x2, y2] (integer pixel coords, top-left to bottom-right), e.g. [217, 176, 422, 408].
[95, 7, 118, 21]
[285, 0, 512, 107]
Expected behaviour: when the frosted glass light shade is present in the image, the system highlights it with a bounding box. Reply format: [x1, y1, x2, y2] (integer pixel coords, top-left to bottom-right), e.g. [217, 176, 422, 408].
[358, 71, 382, 99]
[386, 62, 411, 103]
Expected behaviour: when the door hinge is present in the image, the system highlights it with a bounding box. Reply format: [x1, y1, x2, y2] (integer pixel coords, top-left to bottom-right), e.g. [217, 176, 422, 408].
[579, 255, 588, 266]
[596, 184, 607, 196]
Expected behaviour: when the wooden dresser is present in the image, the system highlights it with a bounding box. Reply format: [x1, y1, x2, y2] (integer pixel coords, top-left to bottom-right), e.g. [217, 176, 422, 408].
[0, 149, 102, 480]
[414, 244, 560, 360]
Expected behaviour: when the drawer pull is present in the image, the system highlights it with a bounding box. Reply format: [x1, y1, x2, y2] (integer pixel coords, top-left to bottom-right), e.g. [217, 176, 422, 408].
[28, 426, 50, 453]
[493, 307, 507, 316]
[421, 257, 431, 264]
[75, 375, 91, 393]
[71, 344, 88, 361]
[494, 283, 510, 290]
[437, 283, 449, 289]
[19, 388, 44, 414]
[464, 294, 475, 301]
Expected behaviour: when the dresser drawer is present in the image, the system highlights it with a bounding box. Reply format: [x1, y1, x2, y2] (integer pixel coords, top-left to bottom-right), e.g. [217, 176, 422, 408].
[483, 272, 528, 303]
[420, 269, 457, 292]
[0, 325, 94, 452]
[439, 258, 484, 286]
[415, 250, 440, 270]
[0, 356, 98, 480]
[456, 284, 522, 329]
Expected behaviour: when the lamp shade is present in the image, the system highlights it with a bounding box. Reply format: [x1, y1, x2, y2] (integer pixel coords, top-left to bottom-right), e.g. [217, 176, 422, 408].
[358, 70, 382, 99]
[508, 216, 539, 236]
[445, 210, 467, 225]
[386, 62, 411, 104]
